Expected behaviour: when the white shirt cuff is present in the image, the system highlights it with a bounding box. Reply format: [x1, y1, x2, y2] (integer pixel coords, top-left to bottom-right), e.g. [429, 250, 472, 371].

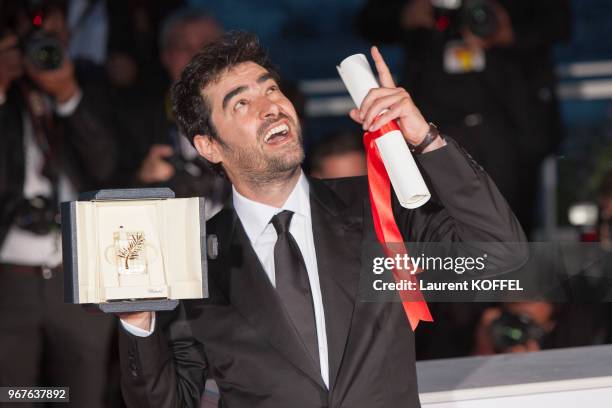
[55, 88, 83, 117]
[120, 313, 156, 337]
[0, 92, 6, 106]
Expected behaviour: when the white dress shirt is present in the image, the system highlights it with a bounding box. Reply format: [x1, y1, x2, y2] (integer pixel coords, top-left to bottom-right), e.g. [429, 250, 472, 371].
[122, 171, 330, 388]
[0, 91, 81, 267]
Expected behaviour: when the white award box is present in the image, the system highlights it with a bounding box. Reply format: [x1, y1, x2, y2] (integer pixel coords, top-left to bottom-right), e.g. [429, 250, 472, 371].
[61, 188, 207, 313]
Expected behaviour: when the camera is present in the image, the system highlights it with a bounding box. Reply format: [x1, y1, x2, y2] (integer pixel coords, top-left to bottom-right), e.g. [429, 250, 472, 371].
[432, 0, 499, 38]
[461, 0, 499, 38]
[488, 309, 546, 352]
[20, 0, 65, 70]
[14, 195, 60, 235]
[24, 30, 64, 70]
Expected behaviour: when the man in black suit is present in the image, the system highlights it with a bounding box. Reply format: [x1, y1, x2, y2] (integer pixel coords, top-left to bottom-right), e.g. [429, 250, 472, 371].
[118, 32, 526, 407]
[0, 4, 118, 406]
[112, 7, 230, 208]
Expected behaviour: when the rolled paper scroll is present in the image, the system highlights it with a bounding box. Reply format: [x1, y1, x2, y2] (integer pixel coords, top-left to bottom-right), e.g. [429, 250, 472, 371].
[337, 54, 430, 209]
[338, 53, 433, 329]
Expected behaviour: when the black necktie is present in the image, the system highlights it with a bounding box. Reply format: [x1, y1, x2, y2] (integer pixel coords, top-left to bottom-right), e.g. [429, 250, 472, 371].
[271, 210, 319, 368]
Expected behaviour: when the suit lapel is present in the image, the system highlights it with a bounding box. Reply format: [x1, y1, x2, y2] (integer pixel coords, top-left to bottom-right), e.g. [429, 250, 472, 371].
[309, 179, 363, 391]
[207, 179, 364, 392]
[209, 206, 327, 390]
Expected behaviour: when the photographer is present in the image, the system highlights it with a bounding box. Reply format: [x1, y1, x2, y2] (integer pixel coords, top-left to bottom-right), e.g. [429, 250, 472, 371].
[358, 0, 571, 237]
[113, 7, 230, 210]
[474, 302, 557, 355]
[0, 1, 119, 406]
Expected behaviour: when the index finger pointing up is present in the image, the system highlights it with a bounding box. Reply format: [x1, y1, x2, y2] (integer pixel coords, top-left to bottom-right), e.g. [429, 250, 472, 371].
[371, 46, 395, 88]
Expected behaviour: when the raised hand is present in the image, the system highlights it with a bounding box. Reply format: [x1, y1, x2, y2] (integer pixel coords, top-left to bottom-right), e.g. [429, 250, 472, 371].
[348, 46, 430, 146]
[138, 144, 176, 184]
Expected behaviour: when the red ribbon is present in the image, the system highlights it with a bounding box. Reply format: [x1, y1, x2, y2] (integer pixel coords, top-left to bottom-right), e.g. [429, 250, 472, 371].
[364, 120, 433, 330]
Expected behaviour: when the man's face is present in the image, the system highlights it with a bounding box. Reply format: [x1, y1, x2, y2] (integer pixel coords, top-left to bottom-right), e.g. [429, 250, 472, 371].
[162, 19, 222, 81]
[197, 61, 303, 185]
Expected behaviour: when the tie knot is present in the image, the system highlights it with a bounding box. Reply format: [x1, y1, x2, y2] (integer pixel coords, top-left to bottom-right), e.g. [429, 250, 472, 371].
[271, 210, 294, 234]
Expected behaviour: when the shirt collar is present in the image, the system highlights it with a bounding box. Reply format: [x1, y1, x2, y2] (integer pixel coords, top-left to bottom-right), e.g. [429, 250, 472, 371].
[232, 170, 311, 244]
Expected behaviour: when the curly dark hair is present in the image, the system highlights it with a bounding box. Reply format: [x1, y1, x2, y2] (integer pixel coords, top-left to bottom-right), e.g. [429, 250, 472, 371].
[171, 31, 279, 176]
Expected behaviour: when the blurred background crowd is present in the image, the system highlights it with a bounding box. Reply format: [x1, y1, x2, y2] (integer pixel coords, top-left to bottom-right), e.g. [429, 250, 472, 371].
[1, 0, 612, 406]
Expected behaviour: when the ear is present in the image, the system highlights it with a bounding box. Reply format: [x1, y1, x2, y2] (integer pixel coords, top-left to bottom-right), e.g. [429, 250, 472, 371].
[194, 134, 222, 164]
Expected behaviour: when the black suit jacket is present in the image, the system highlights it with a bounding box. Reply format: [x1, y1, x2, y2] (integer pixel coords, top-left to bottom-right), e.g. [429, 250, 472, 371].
[119, 138, 527, 408]
[0, 71, 118, 248]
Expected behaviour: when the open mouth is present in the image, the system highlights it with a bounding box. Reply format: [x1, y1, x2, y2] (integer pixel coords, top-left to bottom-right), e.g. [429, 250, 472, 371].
[263, 123, 290, 145]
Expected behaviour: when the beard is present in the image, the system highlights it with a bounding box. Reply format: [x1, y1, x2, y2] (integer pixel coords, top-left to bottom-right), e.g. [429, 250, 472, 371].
[221, 113, 305, 185]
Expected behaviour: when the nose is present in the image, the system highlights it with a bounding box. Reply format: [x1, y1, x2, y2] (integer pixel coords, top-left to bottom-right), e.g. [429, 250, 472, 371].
[258, 96, 281, 120]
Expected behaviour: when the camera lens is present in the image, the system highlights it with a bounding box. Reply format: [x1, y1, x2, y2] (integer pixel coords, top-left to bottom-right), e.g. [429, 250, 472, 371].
[25, 31, 63, 70]
[489, 310, 545, 352]
[463, 0, 499, 38]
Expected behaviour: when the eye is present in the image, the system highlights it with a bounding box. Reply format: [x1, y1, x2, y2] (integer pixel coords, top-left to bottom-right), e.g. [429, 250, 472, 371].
[266, 85, 279, 95]
[233, 99, 248, 111]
